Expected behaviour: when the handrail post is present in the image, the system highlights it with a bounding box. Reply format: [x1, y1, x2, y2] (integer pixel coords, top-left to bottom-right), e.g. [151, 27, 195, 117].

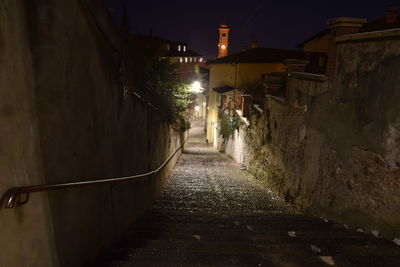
[2, 188, 22, 209]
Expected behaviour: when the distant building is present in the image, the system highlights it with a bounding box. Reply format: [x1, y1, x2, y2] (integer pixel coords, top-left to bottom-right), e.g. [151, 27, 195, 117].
[297, 5, 399, 77]
[217, 21, 230, 58]
[131, 34, 204, 83]
[205, 47, 325, 147]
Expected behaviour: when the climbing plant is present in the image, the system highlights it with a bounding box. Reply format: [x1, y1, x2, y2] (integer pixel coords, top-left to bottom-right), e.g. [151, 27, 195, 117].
[219, 110, 243, 140]
[170, 81, 193, 131]
[130, 40, 193, 131]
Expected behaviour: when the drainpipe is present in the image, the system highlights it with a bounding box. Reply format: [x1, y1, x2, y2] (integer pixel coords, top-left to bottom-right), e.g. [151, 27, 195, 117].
[234, 63, 239, 109]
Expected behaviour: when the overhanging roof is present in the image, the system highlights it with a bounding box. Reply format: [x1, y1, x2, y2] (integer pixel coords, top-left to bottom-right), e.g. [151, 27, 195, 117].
[296, 28, 330, 48]
[296, 17, 400, 48]
[213, 85, 235, 94]
[207, 47, 314, 65]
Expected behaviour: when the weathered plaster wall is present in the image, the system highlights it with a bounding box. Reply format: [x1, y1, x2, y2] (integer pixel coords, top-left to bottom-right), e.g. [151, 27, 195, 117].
[207, 63, 286, 146]
[0, 1, 183, 266]
[0, 1, 59, 266]
[225, 29, 400, 239]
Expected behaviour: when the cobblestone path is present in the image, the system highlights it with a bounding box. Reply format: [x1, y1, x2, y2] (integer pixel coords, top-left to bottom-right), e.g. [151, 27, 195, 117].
[96, 120, 400, 267]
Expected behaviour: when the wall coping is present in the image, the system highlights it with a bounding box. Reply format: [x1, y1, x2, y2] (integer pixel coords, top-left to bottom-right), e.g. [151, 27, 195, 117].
[235, 110, 250, 126]
[265, 94, 285, 104]
[253, 104, 264, 114]
[327, 17, 367, 28]
[336, 28, 400, 43]
[288, 72, 328, 82]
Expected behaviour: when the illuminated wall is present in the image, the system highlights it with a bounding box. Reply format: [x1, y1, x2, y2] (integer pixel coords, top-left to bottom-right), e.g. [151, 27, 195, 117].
[206, 62, 286, 145]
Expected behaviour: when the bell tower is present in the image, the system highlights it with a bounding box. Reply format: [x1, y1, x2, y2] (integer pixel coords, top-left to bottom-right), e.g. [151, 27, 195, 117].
[218, 21, 229, 58]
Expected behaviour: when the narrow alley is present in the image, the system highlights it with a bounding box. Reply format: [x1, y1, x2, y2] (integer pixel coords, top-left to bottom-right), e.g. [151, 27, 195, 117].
[95, 120, 400, 267]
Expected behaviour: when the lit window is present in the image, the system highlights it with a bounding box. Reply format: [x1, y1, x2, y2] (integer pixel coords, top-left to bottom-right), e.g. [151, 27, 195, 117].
[183, 46, 186, 52]
[194, 58, 197, 62]
[178, 45, 181, 51]
[185, 57, 188, 62]
[180, 57, 183, 63]
[189, 57, 192, 62]
[199, 58, 203, 62]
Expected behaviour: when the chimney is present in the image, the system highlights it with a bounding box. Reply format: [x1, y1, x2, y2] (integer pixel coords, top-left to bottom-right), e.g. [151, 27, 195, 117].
[325, 17, 366, 79]
[386, 5, 398, 23]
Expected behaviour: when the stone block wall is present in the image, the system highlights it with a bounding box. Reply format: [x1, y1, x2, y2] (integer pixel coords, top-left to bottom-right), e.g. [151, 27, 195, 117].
[0, 1, 183, 266]
[224, 29, 400, 239]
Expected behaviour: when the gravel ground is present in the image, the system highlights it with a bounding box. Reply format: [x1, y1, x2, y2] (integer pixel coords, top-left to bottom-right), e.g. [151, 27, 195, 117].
[94, 120, 400, 267]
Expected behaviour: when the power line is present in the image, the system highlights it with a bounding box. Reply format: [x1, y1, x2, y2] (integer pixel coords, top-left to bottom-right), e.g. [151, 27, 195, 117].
[237, 0, 266, 40]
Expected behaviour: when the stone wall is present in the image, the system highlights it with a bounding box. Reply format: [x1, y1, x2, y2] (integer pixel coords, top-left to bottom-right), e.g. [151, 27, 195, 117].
[0, 1, 183, 266]
[224, 29, 400, 239]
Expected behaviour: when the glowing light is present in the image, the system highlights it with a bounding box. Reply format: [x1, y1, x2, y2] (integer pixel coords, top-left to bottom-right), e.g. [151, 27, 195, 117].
[199, 58, 203, 62]
[195, 106, 200, 112]
[203, 102, 206, 106]
[221, 45, 226, 50]
[191, 81, 203, 93]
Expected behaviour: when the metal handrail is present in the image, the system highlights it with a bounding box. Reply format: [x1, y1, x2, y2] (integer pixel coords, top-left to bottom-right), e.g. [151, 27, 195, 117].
[124, 85, 159, 111]
[1, 138, 186, 209]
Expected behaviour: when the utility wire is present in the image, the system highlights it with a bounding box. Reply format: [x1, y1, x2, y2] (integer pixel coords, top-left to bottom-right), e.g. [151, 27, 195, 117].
[236, 0, 266, 41]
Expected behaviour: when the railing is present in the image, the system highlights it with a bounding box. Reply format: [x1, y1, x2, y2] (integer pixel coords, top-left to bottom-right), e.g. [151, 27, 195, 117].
[124, 85, 159, 111]
[1, 138, 186, 209]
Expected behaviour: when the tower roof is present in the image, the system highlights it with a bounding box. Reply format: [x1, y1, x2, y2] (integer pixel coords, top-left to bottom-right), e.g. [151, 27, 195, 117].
[220, 20, 229, 28]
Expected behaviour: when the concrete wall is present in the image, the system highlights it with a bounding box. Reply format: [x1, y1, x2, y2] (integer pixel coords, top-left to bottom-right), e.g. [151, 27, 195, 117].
[0, 1, 183, 266]
[224, 29, 400, 239]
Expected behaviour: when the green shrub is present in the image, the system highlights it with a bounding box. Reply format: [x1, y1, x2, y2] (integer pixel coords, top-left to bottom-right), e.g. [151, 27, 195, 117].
[219, 110, 242, 140]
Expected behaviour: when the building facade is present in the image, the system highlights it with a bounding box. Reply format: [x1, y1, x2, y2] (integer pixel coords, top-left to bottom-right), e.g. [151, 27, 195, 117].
[206, 47, 325, 147]
[132, 34, 204, 83]
[297, 5, 399, 78]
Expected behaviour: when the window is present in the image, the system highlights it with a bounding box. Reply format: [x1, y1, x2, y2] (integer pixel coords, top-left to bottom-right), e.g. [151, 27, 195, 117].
[199, 58, 203, 62]
[179, 57, 183, 63]
[194, 58, 197, 62]
[189, 57, 192, 62]
[185, 57, 188, 62]
[178, 45, 181, 51]
[319, 56, 326, 67]
[183, 46, 186, 52]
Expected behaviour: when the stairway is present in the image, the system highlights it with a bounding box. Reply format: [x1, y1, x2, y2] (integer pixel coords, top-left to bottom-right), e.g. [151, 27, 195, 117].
[94, 120, 400, 266]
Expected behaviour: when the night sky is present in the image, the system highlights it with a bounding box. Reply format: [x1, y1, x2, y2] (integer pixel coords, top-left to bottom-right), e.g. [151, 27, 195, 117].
[107, 0, 399, 59]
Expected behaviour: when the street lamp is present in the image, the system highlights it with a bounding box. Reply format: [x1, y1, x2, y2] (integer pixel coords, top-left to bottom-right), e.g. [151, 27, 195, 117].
[191, 81, 203, 93]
